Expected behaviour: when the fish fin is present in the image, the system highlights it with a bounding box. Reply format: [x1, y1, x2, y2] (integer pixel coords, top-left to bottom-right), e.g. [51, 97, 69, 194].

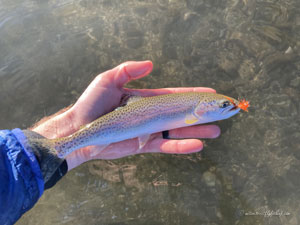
[90, 144, 110, 157]
[138, 134, 151, 150]
[119, 94, 143, 107]
[22, 130, 66, 182]
[185, 114, 199, 125]
[115, 94, 144, 111]
[127, 96, 143, 104]
[194, 103, 207, 118]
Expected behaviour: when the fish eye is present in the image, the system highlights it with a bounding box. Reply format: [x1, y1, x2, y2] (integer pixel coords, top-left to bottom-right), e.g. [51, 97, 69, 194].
[220, 101, 230, 108]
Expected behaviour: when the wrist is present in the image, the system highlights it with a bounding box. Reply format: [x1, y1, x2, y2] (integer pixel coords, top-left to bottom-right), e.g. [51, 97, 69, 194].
[31, 108, 76, 139]
[30, 107, 92, 171]
[30, 107, 86, 171]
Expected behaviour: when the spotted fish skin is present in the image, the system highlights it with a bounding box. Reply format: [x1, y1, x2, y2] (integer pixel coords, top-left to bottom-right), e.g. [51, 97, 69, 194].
[38, 92, 241, 158]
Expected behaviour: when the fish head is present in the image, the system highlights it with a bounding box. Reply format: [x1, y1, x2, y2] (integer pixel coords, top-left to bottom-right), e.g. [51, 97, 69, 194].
[194, 94, 241, 122]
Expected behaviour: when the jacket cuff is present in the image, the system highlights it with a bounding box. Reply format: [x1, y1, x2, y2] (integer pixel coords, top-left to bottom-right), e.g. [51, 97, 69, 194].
[11, 128, 44, 197]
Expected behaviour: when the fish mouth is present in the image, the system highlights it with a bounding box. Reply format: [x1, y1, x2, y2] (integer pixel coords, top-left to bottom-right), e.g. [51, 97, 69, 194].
[222, 104, 240, 114]
[229, 98, 241, 112]
[223, 96, 240, 112]
[229, 105, 238, 111]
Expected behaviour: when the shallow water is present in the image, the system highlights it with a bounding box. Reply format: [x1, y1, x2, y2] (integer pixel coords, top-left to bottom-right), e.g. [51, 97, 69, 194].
[0, 0, 299, 224]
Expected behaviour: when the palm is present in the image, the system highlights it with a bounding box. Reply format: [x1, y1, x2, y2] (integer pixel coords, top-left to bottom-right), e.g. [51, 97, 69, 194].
[64, 61, 220, 169]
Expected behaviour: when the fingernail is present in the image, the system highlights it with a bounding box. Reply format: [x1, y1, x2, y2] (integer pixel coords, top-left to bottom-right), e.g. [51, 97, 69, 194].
[190, 145, 203, 153]
[125, 61, 153, 78]
[187, 140, 203, 153]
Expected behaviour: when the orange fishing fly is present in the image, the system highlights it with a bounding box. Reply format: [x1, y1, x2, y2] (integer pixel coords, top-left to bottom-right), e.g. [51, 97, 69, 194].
[224, 96, 250, 112]
[238, 99, 250, 112]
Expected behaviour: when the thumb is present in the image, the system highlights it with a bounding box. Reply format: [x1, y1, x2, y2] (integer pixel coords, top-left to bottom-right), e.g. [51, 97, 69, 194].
[111, 60, 153, 88]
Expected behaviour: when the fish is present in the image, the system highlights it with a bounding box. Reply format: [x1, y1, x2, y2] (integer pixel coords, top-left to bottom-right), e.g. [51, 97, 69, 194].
[31, 92, 249, 158]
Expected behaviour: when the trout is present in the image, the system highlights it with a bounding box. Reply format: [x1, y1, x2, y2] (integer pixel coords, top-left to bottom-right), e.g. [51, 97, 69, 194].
[33, 92, 249, 158]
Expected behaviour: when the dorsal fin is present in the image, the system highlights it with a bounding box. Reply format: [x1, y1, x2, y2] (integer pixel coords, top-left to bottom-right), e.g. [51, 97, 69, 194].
[126, 96, 143, 104]
[118, 94, 143, 108]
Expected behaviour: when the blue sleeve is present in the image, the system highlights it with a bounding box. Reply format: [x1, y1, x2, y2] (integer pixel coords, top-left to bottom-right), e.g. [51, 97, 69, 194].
[0, 129, 44, 225]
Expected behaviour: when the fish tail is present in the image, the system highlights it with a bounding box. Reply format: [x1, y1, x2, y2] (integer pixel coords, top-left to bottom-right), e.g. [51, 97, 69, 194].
[33, 137, 74, 158]
[23, 130, 73, 158]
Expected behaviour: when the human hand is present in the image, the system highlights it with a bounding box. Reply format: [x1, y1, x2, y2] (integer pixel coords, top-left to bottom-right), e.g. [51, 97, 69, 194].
[32, 61, 220, 170]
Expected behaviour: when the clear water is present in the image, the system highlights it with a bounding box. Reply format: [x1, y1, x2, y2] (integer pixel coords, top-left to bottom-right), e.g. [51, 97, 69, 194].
[0, 0, 299, 224]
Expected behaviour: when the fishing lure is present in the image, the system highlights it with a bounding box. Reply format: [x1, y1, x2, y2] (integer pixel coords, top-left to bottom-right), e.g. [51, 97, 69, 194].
[238, 99, 250, 112]
[224, 96, 250, 112]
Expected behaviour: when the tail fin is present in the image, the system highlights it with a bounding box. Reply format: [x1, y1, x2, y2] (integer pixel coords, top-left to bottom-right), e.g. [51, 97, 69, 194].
[33, 137, 70, 158]
[23, 130, 59, 156]
[22, 130, 65, 183]
[23, 130, 82, 158]
[23, 130, 69, 158]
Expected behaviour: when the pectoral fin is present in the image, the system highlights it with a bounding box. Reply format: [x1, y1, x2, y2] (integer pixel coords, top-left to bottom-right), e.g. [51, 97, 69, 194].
[185, 114, 199, 125]
[138, 134, 151, 150]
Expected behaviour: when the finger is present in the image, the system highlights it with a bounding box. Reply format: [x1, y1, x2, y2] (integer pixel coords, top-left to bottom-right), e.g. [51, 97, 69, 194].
[168, 125, 221, 139]
[124, 87, 216, 97]
[101, 61, 153, 89]
[146, 138, 203, 154]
